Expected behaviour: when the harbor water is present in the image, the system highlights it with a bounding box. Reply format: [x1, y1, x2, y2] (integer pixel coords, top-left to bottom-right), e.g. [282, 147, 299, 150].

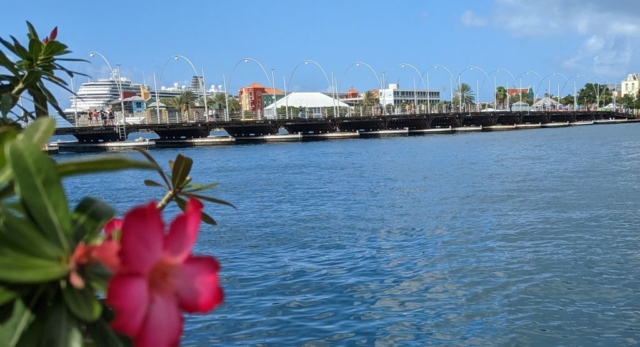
[60, 124, 640, 346]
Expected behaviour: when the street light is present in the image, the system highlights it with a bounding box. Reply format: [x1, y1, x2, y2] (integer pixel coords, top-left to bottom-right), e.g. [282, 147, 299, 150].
[289, 60, 332, 119]
[457, 66, 484, 112]
[397, 63, 427, 113]
[422, 65, 454, 113]
[88, 51, 125, 134]
[512, 71, 543, 107]
[228, 57, 273, 119]
[173, 55, 207, 121]
[469, 66, 489, 111]
[483, 68, 515, 110]
[271, 68, 276, 119]
[341, 61, 381, 116]
[560, 75, 585, 111]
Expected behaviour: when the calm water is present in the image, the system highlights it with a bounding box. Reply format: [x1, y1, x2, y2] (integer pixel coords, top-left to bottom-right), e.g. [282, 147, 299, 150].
[60, 124, 640, 346]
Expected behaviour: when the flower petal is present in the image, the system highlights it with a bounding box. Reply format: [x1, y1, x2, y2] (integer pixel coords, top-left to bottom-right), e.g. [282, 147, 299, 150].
[164, 198, 203, 261]
[93, 240, 121, 272]
[106, 274, 149, 338]
[120, 202, 164, 274]
[176, 256, 223, 313]
[104, 218, 123, 240]
[135, 292, 183, 347]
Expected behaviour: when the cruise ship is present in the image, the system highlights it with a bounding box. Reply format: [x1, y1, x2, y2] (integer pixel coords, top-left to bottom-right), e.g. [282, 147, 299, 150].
[63, 72, 204, 125]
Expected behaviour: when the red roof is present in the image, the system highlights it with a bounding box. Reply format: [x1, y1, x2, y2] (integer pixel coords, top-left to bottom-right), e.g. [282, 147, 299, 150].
[507, 88, 531, 96]
[241, 82, 283, 95]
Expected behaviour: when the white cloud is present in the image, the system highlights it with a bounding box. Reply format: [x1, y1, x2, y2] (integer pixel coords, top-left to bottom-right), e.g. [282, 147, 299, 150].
[475, 0, 640, 78]
[460, 10, 487, 27]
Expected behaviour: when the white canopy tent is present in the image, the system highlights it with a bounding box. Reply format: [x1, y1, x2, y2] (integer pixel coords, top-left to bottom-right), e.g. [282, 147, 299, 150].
[264, 92, 349, 119]
[533, 96, 559, 110]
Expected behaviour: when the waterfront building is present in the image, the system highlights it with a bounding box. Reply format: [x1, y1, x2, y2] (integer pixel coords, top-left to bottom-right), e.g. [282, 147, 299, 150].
[507, 87, 534, 102]
[620, 74, 639, 98]
[378, 83, 440, 113]
[336, 87, 362, 107]
[238, 82, 284, 118]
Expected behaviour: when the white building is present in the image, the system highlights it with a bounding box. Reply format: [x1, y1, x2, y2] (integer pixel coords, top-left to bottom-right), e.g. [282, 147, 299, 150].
[621, 74, 640, 98]
[378, 83, 440, 112]
[264, 92, 349, 119]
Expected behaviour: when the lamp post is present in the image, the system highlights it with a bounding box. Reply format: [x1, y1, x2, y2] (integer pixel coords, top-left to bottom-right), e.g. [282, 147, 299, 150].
[289, 60, 332, 119]
[513, 71, 543, 107]
[422, 65, 454, 113]
[223, 74, 229, 120]
[397, 63, 427, 113]
[468, 66, 489, 111]
[173, 55, 207, 121]
[228, 58, 273, 119]
[457, 66, 481, 112]
[271, 68, 276, 119]
[88, 51, 125, 128]
[340, 61, 381, 116]
[483, 68, 515, 110]
[560, 75, 585, 111]
[550, 73, 568, 110]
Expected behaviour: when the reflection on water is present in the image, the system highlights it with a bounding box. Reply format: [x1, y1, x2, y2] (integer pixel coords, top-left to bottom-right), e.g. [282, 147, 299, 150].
[60, 124, 640, 346]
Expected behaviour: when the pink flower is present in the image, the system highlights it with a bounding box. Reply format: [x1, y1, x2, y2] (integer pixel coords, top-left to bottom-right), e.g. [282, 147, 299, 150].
[68, 219, 123, 289]
[106, 199, 223, 347]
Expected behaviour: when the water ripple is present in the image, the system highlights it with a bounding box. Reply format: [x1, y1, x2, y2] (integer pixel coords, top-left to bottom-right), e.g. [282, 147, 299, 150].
[59, 124, 640, 346]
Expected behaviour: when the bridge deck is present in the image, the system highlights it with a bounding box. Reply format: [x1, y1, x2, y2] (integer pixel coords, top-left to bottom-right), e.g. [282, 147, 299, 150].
[54, 111, 635, 142]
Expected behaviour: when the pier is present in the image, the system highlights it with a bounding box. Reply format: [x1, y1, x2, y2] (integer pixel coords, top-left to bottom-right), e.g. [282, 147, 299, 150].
[53, 111, 637, 150]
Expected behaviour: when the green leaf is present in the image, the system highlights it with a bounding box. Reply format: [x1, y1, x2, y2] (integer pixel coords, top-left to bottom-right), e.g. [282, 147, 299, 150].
[0, 209, 66, 259]
[171, 154, 193, 189]
[86, 317, 131, 347]
[1, 94, 13, 117]
[0, 298, 34, 347]
[84, 263, 112, 294]
[174, 195, 187, 211]
[62, 283, 102, 322]
[134, 149, 171, 188]
[7, 138, 72, 252]
[0, 285, 16, 306]
[182, 192, 235, 208]
[0, 50, 19, 75]
[143, 179, 164, 187]
[0, 128, 19, 182]
[19, 116, 54, 149]
[200, 211, 217, 226]
[9, 37, 28, 60]
[71, 197, 114, 243]
[57, 157, 154, 178]
[0, 248, 68, 283]
[0, 37, 19, 57]
[184, 182, 219, 193]
[38, 300, 83, 347]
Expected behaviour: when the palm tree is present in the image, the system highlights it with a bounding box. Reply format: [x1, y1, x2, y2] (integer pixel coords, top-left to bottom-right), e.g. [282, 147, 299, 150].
[495, 86, 507, 109]
[452, 83, 474, 109]
[161, 91, 196, 121]
[361, 91, 378, 115]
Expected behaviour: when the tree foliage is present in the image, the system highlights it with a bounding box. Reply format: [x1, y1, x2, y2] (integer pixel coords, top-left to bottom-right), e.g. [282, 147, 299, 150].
[0, 22, 231, 347]
[0, 22, 85, 121]
[495, 86, 507, 108]
[452, 83, 474, 107]
[577, 83, 612, 107]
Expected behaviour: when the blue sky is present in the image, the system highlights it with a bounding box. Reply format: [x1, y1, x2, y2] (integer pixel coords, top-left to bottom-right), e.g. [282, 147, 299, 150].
[3, 0, 640, 107]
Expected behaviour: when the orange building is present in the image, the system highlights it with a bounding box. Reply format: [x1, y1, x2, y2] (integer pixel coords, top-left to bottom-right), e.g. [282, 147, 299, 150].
[238, 82, 284, 117]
